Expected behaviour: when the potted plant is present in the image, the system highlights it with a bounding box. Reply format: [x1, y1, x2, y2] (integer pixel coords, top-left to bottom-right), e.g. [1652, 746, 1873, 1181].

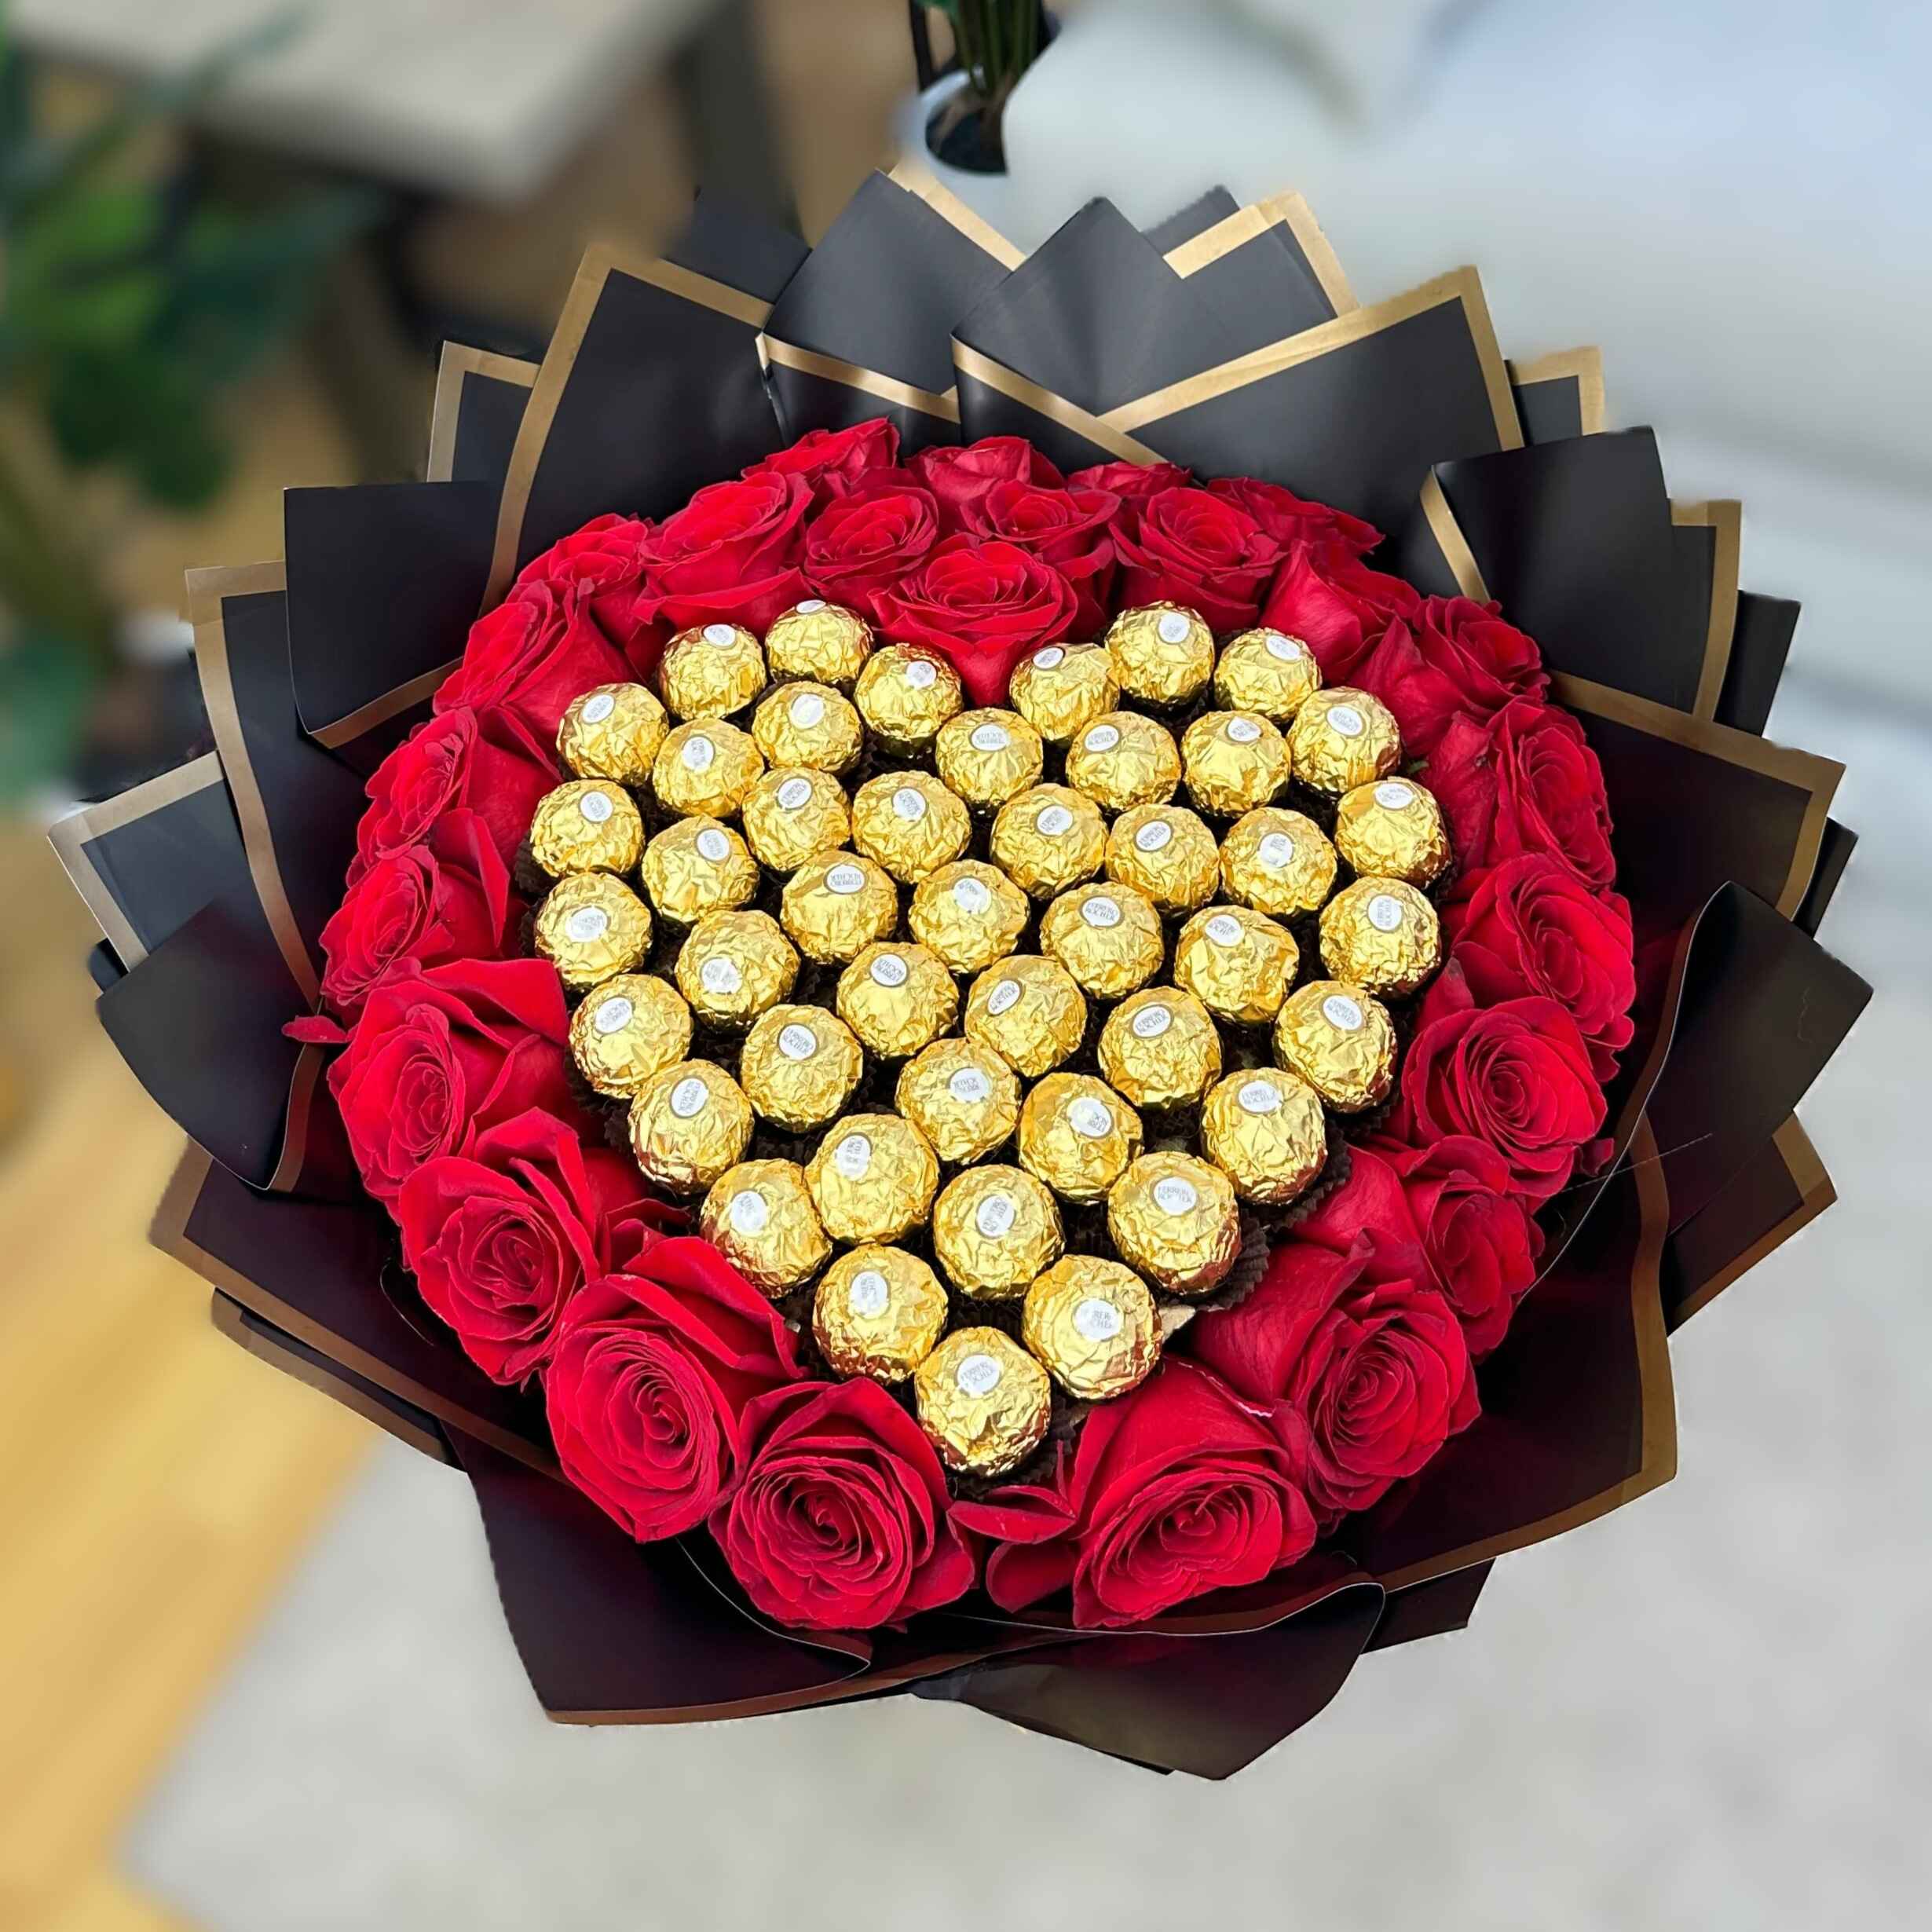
[902, 3, 1054, 210]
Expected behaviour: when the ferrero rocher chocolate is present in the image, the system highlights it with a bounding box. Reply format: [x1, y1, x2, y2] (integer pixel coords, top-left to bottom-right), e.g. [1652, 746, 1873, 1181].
[1008, 642, 1118, 743]
[780, 851, 898, 962]
[814, 1246, 948, 1381]
[1286, 686, 1401, 794]
[914, 1327, 1052, 1477]
[557, 682, 667, 783]
[1104, 602, 1215, 708]
[569, 972, 693, 1099]
[1317, 876, 1442, 999]
[639, 816, 759, 924]
[1334, 777, 1451, 887]
[737, 1003, 864, 1130]
[805, 1112, 940, 1245]
[699, 1159, 830, 1296]
[1104, 803, 1220, 914]
[1064, 711, 1182, 812]
[1272, 979, 1396, 1113]
[750, 679, 862, 773]
[652, 719, 763, 818]
[659, 620, 767, 719]
[933, 708, 1045, 807]
[628, 1059, 753, 1194]
[848, 770, 970, 884]
[528, 779, 644, 878]
[1200, 1068, 1327, 1206]
[1022, 1257, 1160, 1400]
[741, 766, 849, 872]
[853, 643, 962, 752]
[1106, 1151, 1242, 1297]
[1213, 627, 1322, 719]
[764, 598, 873, 687]
[675, 909, 798, 1027]
[835, 942, 958, 1059]
[1038, 883, 1164, 999]
[990, 785, 1107, 899]
[1180, 711, 1291, 817]
[931, 1165, 1063, 1298]
[1173, 905, 1299, 1026]
[1017, 1072, 1144, 1203]
[1219, 807, 1338, 917]
[906, 858, 1030, 974]
[534, 873, 653, 988]
[963, 954, 1087, 1079]
[895, 1036, 1021, 1164]
[1096, 987, 1223, 1111]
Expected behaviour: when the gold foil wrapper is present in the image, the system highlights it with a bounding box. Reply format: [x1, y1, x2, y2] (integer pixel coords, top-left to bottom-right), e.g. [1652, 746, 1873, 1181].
[528, 779, 644, 878]
[814, 1246, 948, 1381]
[1104, 602, 1215, 707]
[1286, 686, 1402, 794]
[750, 679, 862, 774]
[1038, 883, 1165, 999]
[906, 858, 1029, 975]
[1213, 628, 1323, 719]
[1096, 987, 1223, 1111]
[1106, 1151, 1241, 1297]
[989, 785, 1107, 899]
[764, 599, 873, 687]
[1319, 876, 1442, 997]
[779, 851, 898, 963]
[963, 954, 1087, 1079]
[738, 1003, 864, 1130]
[1219, 807, 1337, 917]
[1017, 1071, 1144, 1203]
[1201, 1068, 1327, 1206]
[628, 1059, 753, 1194]
[835, 942, 959, 1059]
[932, 1165, 1063, 1299]
[741, 766, 849, 873]
[659, 620, 767, 719]
[639, 816, 759, 925]
[853, 643, 963, 751]
[534, 873, 653, 989]
[1272, 979, 1396, 1113]
[805, 1112, 940, 1244]
[1180, 711, 1291, 818]
[895, 1037, 1020, 1164]
[915, 1327, 1052, 1477]
[699, 1159, 831, 1296]
[1008, 642, 1118, 744]
[849, 770, 971, 884]
[934, 708, 1045, 807]
[1173, 905, 1299, 1026]
[557, 682, 667, 783]
[1333, 777, 1451, 887]
[1103, 803, 1220, 914]
[1022, 1257, 1160, 1401]
[674, 909, 799, 1027]
[1063, 710, 1182, 812]
[569, 972, 693, 1099]
[652, 719, 764, 818]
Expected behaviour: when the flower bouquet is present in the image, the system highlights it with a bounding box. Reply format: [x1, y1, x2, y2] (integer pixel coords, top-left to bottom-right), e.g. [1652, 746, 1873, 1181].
[57, 170, 1869, 1776]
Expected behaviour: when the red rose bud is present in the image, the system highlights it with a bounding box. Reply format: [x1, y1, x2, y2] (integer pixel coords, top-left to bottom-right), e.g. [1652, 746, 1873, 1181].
[1112, 485, 1286, 633]
[908, 434, 1065, 531]
[801, 481, 942, 620]
[1068, 459, 1194, 536]
[434, 580, 633, 743]
[510, 513, 656, 657]
[962, 481, 1121, 639]
[744, 417, 902, 507]
[1350, 596, 1549, 758]
[1206, 475, 1381, 562]
[1260, 545, 1422, 684]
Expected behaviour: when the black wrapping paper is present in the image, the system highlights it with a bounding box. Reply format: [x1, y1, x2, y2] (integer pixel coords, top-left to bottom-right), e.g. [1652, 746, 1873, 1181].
[1717, 591, 1802, 735]
[1141, 188, 1242, 254]
[1797, 819, 1858, 939]
[426, 345, 536, 489]
[1158, 190, 1352, 342]
[1506, 346, 1606, 444]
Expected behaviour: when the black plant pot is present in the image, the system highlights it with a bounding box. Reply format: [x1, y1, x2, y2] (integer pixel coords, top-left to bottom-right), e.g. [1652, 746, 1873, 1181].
[915, 5, 1057, 177]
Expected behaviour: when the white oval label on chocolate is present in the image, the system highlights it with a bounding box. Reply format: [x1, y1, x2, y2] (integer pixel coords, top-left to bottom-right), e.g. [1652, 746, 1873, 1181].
[1257, 832, 1295, 869]
[1225, 717, 1263, 744]
[833, 1134, 872, 1179]
[1130, 1002, 1172, 1040]
[789, 691, 826, 729]
[1206, 913, 1242, 946]
[580, 691, 617, 724]
[869, 953, 909, 988]
[1367, 893, 1405, 932]
[699, 957, 742, 995]
[778, 1023, 818, 1061]
[703, 623, 737, 646]
[592, 995, 633, 1034]
[1036, 804, 1074, 838]
[578, 789, 614, 824]
[891, 785, 928, 822]
[1073, 1297, 1124, 1342]
[1067, 1097, 1114, 1140]
[1263, 631, 1304, 662]
[986, 979, 1022, 1016]
[695, 827, 730, 862]
[796, 598, 826, 614]
[905, 658, 938, 690]
[969, 722, 1011, 753]
[776, 776, 813, 811]
[681, 734, 715, 772]
[975, 1194, 1017, 1239]
[1152, 1176, 1199, 1217]
[728, 1191, 768, 1236]
[1323, 993, 1365, 1032]
[949, 1067, 991, 1106]
[1080, 895, 1122, 929]
[956, 1352, 1002, 1398]
[953, 876, 992, 915]
[1375, 781, 1415, 810]
[564, 906, 609, 943]
[1239, 1078, 1282, 1116]
[847, 1270, 889, 1318]
[669, 1076, 708, 1118]
[1157, 611, 1193, 644]
[1034, 646, 1065, 670]
[825, 863, 865, 895]
[1134, 819, 1173, 854]
[1083, 723, 1121, 753]
[1328, 704, 1366, 738]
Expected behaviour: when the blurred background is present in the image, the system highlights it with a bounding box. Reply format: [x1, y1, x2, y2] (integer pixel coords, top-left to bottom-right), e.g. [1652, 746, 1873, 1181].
[1, 3, 1925, 1928]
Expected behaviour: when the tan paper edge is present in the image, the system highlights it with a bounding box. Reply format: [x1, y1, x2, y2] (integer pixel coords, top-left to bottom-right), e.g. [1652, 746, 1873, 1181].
[1165, 188, 1359, 316]
[426, 341, 539, 485]
[1506, 346, 1608, 434]
[1672, 499, 1744, 723]
[757, 335, 962, 424]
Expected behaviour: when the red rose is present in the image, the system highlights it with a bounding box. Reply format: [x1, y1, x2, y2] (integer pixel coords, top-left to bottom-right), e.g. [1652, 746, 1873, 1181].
[801, 481, 942, 620]
[1425, 698, 1616, 893]
[1353, 597, 1548, 757]
[1190, 1239, 1478, 1524]
[953, 1359, 1317, 1628]
[1260, 545, 1421, 681]
[1206, 476, 1380, 563]
[434, 581, 633, 744]
[396, 1107, 644, 1384]
[547, 1235, 806, 1542]
[510, 513, 655, 656]
[626, 470, 813, 648]
[1445, 854, 1635, 1077]
[909, 435, 1065, 530]
[1068, 458, 1193, 536]
[1391, 966, 1608, 1204]
[745, 419, 901, 507]
[961, 480, 1119, 637]
[1113, 485, 1286, 632]
[319, 810, 515, 1021]
[873, 535, 1078, 704]
[350, 706, 556, 884]
[329, 957, 583, 1205]
[710, 1379, 973, 1630]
